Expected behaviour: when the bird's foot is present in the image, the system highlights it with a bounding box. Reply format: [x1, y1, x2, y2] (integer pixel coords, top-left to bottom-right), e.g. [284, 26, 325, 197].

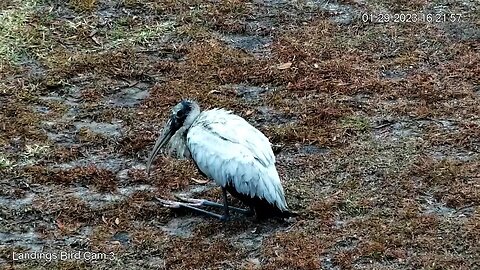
[174, 195, 206, 207]
[174, 195, 252, 216]
[155, 197, 205, 208]
[155, 197, 250, 221]
[155, 198, 184, 208]
[155, 197, 226, 220]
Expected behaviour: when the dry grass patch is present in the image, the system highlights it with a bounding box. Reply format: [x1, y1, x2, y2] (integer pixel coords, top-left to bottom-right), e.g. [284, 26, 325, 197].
[69, 0, 97, 12]
[263, 230, 326, 269]
[26, 165, 117, 192]
[0, 0, 39, 64]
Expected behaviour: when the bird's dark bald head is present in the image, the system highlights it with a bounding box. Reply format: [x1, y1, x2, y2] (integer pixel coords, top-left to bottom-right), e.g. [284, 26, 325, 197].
[170, 100, 199, 132]
[173, 100, 193, 124]
[180, 99, 193, 110]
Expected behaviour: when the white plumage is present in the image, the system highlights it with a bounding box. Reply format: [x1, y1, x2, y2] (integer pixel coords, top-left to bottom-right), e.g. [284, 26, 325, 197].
[146, 100, 293, 220]
[187, 109, 288, 211]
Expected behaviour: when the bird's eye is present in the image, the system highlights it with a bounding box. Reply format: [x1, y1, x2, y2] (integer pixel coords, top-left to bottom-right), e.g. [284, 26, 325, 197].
[176, 112, 184, 119]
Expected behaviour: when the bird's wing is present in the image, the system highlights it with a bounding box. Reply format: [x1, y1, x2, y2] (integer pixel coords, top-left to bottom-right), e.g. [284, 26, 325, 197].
[186, 109, 287, 211]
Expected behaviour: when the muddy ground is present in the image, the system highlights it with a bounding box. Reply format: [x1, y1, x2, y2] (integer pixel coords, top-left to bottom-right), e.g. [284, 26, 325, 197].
[0, 0, 479, 269]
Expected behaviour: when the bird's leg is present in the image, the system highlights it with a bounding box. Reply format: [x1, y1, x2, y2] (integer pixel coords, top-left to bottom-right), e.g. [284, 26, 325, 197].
[156, 197, 225, 220]
[175, 195, 252, 215]
[156, 186, 256, 221]
[220, 187, 230, 221]
[248, 206, 255, 217]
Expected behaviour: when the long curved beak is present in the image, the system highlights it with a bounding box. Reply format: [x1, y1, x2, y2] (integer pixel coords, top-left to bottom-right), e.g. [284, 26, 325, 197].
[146, 119, 174, 176]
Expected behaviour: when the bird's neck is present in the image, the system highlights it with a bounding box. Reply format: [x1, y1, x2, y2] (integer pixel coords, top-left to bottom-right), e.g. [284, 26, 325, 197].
[167, 126, 191, 159]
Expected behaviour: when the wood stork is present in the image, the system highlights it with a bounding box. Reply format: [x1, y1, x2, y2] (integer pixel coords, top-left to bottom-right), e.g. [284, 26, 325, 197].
[146, 100, 295, 221]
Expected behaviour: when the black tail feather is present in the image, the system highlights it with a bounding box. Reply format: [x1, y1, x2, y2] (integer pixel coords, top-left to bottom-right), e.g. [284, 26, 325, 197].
[225, 184, 296, 219]
[254, 201, 297, 220]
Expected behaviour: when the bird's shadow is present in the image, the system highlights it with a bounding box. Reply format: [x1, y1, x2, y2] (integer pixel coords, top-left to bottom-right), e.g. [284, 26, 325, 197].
[168, 205, 297, 227]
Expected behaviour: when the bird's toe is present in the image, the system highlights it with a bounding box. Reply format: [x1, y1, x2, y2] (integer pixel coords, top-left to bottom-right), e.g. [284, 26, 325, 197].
[155, 197, 182, 208]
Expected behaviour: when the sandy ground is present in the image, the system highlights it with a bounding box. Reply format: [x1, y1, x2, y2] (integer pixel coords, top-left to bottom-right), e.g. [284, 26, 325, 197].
[0, 0, 479, 269]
